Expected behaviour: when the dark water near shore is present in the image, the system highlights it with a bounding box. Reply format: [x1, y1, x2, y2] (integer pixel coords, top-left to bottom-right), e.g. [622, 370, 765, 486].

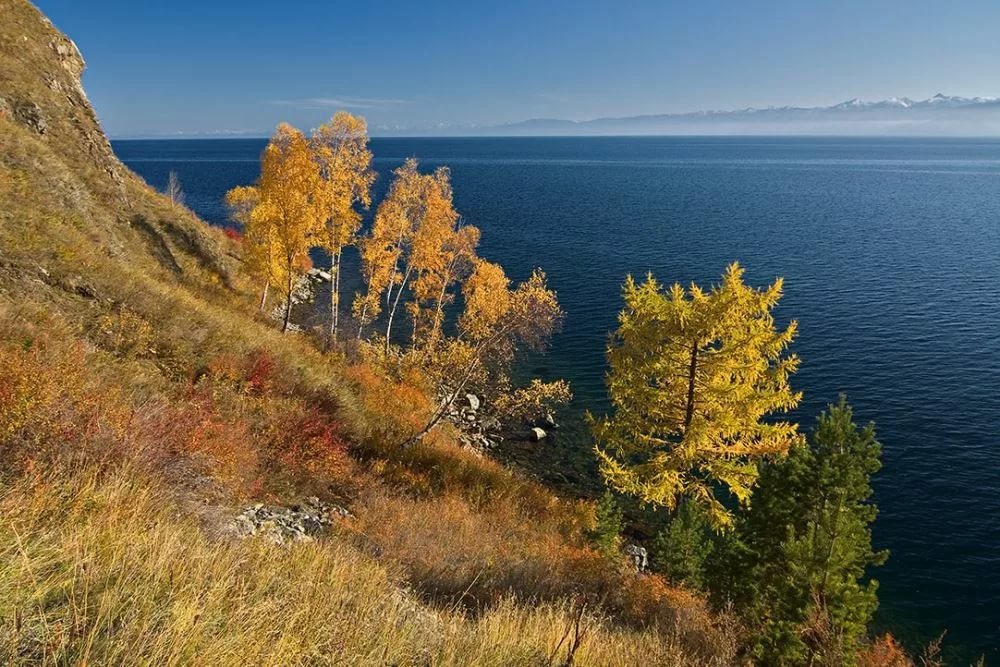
[115, 136, 1000, 658]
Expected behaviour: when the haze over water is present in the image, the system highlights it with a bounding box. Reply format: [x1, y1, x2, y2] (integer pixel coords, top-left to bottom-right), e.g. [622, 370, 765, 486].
[115, 136, 1000, 657]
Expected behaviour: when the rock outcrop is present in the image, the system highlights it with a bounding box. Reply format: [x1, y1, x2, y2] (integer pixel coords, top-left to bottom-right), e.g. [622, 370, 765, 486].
[231, 497, 352, 545]
[443, 392, 504, 451]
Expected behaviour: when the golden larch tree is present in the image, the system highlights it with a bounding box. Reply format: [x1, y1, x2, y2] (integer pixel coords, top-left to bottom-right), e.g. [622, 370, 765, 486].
[311, 112, 375, 345]
[592, 262, 802, 528]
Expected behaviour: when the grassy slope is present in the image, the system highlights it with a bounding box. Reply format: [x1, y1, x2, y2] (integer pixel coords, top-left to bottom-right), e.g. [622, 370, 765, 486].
[0, 1, 738, 664]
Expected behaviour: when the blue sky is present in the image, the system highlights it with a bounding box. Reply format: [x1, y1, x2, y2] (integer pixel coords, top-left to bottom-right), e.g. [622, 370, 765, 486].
[35, 0, 1000, 137]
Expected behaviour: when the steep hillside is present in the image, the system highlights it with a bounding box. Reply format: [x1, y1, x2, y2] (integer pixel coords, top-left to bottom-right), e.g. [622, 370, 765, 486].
[0, 2, 738, 665]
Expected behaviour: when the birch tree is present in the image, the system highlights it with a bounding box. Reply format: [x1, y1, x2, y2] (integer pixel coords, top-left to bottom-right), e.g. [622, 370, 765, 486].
[401, 261, 563, 447]
[165, 170, 184, 208]
[311, 112, 375, 345]
[254, 124, 324, 332]
[225, 185, 275, 312]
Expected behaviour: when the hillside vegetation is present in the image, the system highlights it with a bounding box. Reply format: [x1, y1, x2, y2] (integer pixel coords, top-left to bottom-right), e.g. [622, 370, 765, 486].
[1, 1, 943, 664]
[0, 2, 742, 664]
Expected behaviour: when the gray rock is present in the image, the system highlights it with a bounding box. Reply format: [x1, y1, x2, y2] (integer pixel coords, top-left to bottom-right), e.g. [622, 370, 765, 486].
[529, 427, 547, 442]
[231, 498, 352, 546]
[307, 268, 331, 283]
[624, 544, 648, 572]
[464, 393, 480, 411]
[13, 100, 46, 135]
[540, 413, 558, 429]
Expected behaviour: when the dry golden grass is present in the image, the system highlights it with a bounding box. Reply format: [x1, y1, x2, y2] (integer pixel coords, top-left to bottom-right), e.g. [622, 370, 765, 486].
[0, 3, 743, 663]
[0, 466, 712, 666]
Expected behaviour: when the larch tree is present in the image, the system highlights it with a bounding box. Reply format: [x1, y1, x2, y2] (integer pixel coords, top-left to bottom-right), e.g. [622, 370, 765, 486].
[592, 262, 802, 529]
[254, 123, 324, 333]
[311, 112, 375, 345]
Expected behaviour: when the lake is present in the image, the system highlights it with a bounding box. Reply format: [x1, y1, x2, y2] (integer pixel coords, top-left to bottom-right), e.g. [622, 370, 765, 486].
[114, 136, 1000, 657]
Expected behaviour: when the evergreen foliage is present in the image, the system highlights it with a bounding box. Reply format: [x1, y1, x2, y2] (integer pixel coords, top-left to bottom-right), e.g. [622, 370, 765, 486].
[589, 490, 624, 558]
[724, 396, 887, 665]
[651, 500, 714, 590]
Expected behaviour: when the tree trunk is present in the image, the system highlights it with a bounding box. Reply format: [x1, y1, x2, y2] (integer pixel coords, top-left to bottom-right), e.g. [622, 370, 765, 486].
[258, 282, 269, 312]
[385, 264, 412, 352]
[428, 263, 453, 349]
[357, 299, 369, 340]
[282, 268, 294, 333]
[683, 341, 699, 434]
[327, 251, 340, 349]
[400, 350, 483, 449]
[333, 252, 341, 340]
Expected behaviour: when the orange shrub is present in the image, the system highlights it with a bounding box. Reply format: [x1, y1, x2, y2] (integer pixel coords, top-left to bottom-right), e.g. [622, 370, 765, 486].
[0, 339, 133, 470]
[859, 634, 913, 667]
[180, 392, 261, 496]
[269, 406, 351, 483]
[345, 362, 433, 447]
[203, 348, 283, 396]
[244, 349, 278, 395]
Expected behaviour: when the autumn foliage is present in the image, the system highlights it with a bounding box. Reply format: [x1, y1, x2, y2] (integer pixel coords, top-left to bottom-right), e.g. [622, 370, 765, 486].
[593, 262, 802, 527]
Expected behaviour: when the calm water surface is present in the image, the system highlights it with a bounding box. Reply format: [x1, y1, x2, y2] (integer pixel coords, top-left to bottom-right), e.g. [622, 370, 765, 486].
[114, 136, 1000, 657]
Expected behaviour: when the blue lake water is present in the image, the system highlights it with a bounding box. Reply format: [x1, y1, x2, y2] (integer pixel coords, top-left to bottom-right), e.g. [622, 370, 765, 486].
[114, 136, 1000, 657]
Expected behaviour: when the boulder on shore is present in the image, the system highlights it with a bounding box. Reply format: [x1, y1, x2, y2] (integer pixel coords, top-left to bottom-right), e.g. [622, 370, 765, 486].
[529, 427, 547, 442]
[624, 544, 648, 572]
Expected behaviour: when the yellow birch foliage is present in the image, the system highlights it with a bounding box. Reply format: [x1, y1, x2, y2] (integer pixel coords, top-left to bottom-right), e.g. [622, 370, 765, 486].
[401, 260, 564, 445]
[311, 112, 375, 341]
[407, 167, 479, 346]
[592, 262, 802, 528]
[224, 185, 274, 308]
[253, 124, 324, 331]
[354, 158, 424, 335]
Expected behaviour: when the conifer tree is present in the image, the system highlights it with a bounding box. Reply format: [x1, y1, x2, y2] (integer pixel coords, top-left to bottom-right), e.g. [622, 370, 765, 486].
[592, 262, 802, 528]
[588, 491, 624, 559]
[729, 397, 887, 665]
[651, 500, 713, 590]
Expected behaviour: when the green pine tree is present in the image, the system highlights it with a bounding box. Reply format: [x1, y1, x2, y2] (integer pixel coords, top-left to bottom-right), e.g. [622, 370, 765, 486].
[589, 490, 624, 558]
[651, 500, 713, 590]
[727, 396, 888, 665]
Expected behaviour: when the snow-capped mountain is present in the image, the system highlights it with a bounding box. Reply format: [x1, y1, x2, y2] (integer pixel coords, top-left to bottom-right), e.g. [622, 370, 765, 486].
[375, 94, 1000, 137]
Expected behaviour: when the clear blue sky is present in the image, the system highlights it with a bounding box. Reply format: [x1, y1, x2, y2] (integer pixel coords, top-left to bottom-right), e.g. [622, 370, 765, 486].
[34, 0, 1000, 137]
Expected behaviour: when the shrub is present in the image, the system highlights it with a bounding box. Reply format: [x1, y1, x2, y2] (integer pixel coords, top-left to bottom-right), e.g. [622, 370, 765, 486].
[92, 308, 155, 358]
[858, 634, 913, 667]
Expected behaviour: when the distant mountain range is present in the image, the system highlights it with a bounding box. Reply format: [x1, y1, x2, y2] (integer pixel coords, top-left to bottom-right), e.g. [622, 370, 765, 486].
[374, 94, 1000, 137]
